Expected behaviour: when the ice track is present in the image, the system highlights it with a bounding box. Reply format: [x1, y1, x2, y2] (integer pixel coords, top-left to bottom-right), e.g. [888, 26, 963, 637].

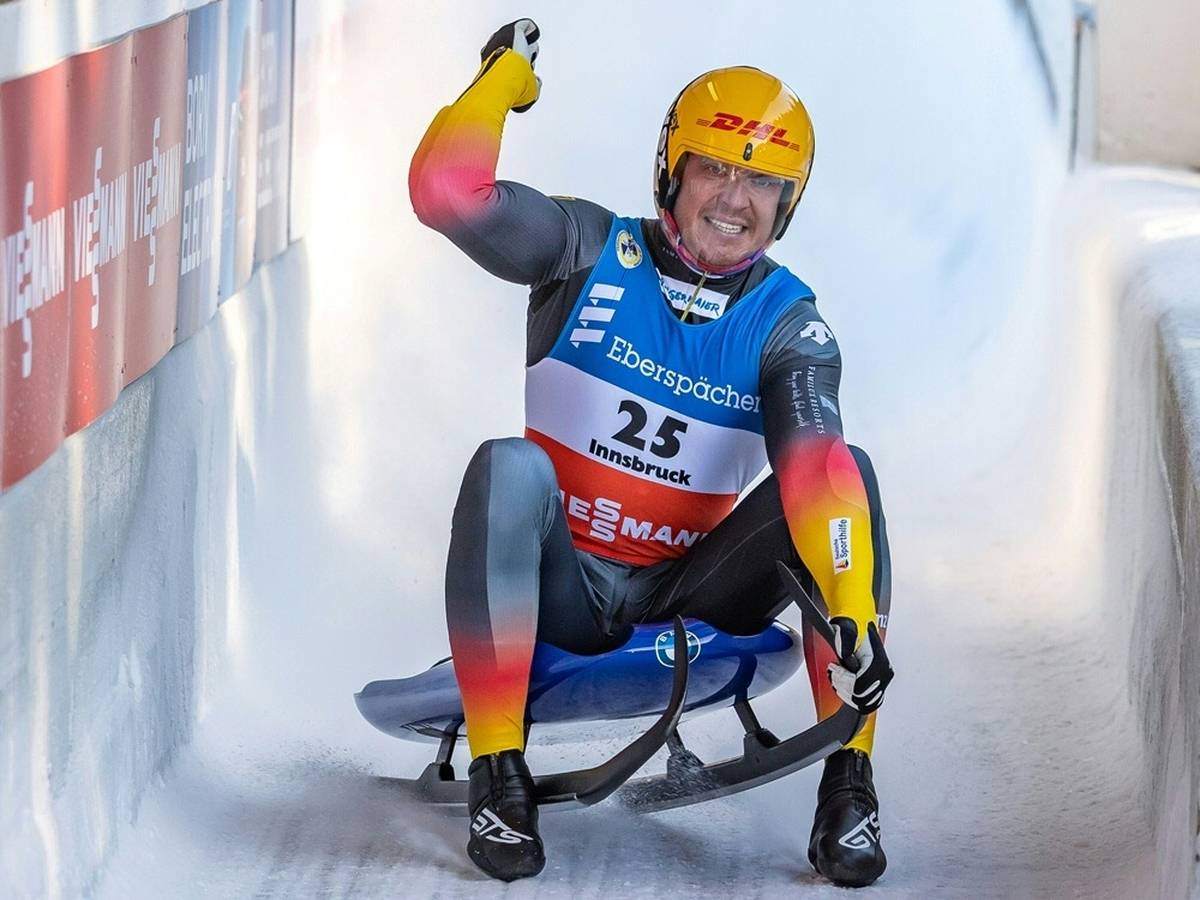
[83, 3, 1200, 897]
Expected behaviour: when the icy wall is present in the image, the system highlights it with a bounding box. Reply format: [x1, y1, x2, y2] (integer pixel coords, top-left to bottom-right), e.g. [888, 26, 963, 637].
[1079, 172, 1200, 898]
[0, 247, 313, 897]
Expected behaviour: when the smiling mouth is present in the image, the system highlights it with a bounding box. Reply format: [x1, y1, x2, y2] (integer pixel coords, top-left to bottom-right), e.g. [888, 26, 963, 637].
[705, 216, 747, 236]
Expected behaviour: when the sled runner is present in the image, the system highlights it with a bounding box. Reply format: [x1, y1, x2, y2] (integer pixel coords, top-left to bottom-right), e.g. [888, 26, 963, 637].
[354, 562, 863, 811]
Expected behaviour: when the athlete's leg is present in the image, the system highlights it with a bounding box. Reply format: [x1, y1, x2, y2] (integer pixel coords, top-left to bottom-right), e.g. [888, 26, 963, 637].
[445, 437, 612, 760]
[645, 446, 891, 755]
[449, 437, 620, 882]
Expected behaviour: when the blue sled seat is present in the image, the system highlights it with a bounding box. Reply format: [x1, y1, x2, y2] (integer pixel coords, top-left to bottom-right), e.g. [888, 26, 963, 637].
[355, 619, 803, 742]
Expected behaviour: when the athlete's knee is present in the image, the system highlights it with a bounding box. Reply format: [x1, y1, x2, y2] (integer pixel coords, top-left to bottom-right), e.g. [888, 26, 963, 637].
[457, 438, 560, 534]
[471, 437, 557, 491]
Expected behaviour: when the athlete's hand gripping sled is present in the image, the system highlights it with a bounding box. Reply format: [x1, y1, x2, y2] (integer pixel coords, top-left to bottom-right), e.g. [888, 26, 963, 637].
[353, 562, 863, 812]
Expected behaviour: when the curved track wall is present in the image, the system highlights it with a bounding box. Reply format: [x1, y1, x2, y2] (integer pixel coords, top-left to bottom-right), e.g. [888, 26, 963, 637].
[1109, 185, 1200, 898]
[1060, 170, 1200, 898]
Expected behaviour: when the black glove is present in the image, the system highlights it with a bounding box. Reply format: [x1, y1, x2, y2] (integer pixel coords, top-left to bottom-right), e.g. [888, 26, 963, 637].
[479, 19, 541, 113]
[827, 618, 893, 713]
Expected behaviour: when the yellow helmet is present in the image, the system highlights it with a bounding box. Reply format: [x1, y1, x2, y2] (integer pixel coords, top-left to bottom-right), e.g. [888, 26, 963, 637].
[654, 66, 815, 271]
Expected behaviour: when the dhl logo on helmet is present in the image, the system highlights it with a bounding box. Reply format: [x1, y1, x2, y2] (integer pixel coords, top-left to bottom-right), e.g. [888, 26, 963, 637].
[695, 112, 805, 152]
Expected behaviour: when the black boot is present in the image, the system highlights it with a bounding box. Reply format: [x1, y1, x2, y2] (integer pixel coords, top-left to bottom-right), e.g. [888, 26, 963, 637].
[467, 749, 545, 881]
[807, 748, 886, 887]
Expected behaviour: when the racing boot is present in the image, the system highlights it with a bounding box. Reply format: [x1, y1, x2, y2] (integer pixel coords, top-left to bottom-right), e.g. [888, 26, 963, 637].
[467, 749, 545, 881]
[807, 748, 886, 887]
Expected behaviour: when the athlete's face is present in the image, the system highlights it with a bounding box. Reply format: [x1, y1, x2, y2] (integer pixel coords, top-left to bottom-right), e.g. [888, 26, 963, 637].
[672, 154, 786, 269]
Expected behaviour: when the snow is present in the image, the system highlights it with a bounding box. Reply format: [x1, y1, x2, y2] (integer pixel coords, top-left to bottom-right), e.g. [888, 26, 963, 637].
[8, 1, 1200, 897]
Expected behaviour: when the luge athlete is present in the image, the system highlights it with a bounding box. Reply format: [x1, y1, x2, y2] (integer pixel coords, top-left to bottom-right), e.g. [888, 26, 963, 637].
[408, 20, 896, 888]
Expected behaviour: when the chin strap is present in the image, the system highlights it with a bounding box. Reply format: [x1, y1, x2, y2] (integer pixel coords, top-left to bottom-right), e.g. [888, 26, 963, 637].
[660, 211, 768, 279]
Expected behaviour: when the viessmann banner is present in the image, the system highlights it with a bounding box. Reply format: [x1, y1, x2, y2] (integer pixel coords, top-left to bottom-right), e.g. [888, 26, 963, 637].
[1, 60, 71, 487]
[0, 0, 311, 490]
[65, 35, 132, 432]
[126, 16, 188, 386]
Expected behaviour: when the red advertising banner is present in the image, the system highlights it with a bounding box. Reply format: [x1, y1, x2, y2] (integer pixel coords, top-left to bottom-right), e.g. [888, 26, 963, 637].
[0, 3, 306, 492]
[65, 37, 132, 432]
[125, 15, 187, 386]
[0, 62, 71, 488]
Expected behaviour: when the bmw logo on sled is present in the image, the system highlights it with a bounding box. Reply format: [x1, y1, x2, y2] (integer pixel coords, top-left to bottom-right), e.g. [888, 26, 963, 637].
[654, 627, 701, 667]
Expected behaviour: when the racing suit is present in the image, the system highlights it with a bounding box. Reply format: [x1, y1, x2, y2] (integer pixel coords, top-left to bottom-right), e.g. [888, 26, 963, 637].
[409, 49, 891, 759]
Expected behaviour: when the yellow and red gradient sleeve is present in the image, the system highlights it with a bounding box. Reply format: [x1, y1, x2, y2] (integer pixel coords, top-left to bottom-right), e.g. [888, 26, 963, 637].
[776, 433, 880, 754]
[776, 433, 876, 638]
[408, 49, 539, 233]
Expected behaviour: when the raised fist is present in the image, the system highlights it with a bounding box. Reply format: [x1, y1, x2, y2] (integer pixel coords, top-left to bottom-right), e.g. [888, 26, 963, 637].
[480, 19, 541, 113]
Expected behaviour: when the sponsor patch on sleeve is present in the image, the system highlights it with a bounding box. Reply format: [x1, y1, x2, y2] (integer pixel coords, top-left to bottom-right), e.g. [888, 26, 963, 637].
[829, 517, 852, 573]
